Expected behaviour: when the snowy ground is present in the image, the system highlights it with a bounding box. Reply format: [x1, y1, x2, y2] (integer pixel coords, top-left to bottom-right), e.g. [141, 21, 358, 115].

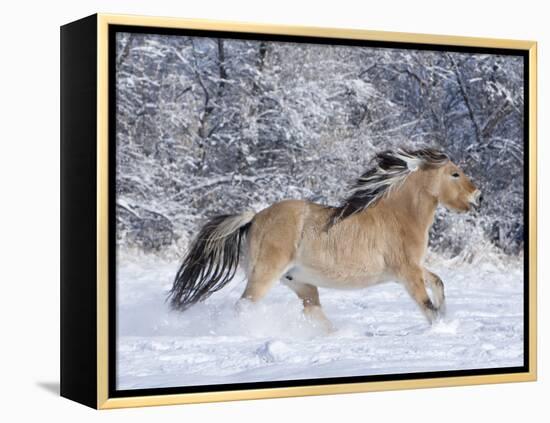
[116, 253, 524, 390]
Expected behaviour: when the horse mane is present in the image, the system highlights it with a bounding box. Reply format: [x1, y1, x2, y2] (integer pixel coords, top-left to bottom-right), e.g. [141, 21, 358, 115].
[328, 147, 449, 227]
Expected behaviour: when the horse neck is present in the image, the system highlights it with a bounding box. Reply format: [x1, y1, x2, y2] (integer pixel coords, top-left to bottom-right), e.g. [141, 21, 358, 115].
[380, 172, 439, 233]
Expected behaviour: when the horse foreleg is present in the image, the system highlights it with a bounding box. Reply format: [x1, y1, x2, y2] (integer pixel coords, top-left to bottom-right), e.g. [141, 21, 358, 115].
[283, 280, 333, 332]
[424, 269, 446, 316]
[400, 267, 440, 324]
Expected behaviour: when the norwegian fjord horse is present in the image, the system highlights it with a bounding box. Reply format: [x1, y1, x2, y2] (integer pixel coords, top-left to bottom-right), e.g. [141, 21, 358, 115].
[169, 148, 481, 329]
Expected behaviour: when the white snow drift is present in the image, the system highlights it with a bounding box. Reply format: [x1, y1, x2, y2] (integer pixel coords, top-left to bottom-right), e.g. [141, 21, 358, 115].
[116, 251, 524, 390]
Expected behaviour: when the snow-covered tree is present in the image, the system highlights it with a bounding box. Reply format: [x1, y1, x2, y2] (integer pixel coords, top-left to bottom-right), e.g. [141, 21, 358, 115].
[115, 33, 525, 257]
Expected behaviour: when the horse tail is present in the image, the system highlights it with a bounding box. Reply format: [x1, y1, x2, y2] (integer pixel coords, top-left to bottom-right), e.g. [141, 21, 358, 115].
[168, 211, 255, 311]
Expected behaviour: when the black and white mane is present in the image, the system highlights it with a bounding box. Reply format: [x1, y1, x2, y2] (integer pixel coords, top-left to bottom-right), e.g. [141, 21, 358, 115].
[329, 148, 449, 226]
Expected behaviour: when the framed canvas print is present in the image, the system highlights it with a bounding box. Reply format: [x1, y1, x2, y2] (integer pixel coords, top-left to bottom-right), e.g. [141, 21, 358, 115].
[60, 13, 537, 409]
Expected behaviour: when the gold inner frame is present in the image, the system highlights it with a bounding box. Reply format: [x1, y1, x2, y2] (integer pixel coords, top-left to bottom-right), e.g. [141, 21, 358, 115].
[96, 13, 537, 409]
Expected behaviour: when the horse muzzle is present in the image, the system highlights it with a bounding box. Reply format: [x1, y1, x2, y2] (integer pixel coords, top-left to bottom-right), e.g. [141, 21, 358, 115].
[469, 190, 482, 209]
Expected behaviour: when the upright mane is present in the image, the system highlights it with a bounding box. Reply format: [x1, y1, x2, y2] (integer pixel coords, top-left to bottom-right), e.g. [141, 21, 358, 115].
[328, 148, 449, 226]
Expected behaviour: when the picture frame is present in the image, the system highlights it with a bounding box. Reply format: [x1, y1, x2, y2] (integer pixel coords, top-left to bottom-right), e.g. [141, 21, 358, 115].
[60, 13, 537, 409]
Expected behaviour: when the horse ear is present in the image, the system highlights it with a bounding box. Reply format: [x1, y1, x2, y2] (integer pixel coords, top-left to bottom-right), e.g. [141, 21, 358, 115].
[401, 155, 421, 171]
[395, 149, 421, 171]
[406, 160, 420, 171]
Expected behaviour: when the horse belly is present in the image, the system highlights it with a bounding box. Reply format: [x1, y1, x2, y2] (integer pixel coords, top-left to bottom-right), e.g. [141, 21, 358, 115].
[287, 264, 392, 290]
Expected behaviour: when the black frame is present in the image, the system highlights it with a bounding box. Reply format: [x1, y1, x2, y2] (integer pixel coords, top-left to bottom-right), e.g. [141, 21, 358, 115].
[60, 14, 98, 408]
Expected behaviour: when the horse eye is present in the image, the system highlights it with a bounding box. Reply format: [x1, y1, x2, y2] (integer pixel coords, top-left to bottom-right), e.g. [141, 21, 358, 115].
[451, 172, 460, 178]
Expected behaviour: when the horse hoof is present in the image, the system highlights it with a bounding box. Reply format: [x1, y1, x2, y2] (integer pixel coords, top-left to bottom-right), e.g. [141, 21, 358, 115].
[304, 306, 334, 334]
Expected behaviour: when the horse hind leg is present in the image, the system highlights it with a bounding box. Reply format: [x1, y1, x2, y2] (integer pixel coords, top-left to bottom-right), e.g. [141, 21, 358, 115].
[239, 244, 293, 305]
[283, 279, 333, 333]
[240, 263, 287, 304]
[238, 200, 305, 308]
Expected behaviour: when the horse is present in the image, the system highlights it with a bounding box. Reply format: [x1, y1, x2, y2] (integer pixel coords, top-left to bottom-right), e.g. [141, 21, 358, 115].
[168, 148, 481, 329]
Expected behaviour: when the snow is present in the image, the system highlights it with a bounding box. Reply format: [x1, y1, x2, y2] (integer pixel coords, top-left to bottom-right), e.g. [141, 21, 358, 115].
[116, 253, 524, 390]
